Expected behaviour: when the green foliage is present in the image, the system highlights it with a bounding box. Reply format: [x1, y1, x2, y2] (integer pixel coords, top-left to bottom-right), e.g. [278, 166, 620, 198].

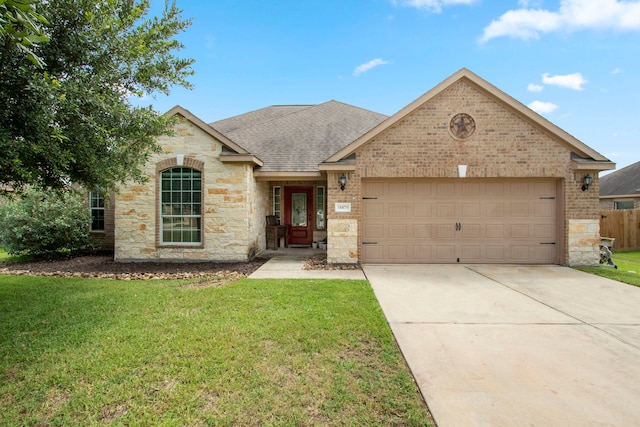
[0, 0, 49, 67]
[0, 189, 96, 257]
[0, 0, 194, 193]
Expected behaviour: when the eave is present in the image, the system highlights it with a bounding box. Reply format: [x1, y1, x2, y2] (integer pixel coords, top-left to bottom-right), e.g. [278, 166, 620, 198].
[219, 154, 263, 167]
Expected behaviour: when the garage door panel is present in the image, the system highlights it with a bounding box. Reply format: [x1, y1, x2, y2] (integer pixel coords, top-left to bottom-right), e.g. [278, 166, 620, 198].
[486, 203, 505, 217]
[389, 224, 408, 238]
[412, 245, 432, 260]
[363, 223, 385, 239]
[413, 224, 432, 238]
[461, 224, 482, 238]
[364, 202, 385, 217]
[437, 203, 456, 217]
[510, 224, 530, 239]
[362, 179, 557, 264]
[389, 203, 408, 217]
[436, 224, 455, 238]
[388, 245, 407, 259]
[486, 224, 505, 238]
[511, 203, 530, 217]
[461, 203, 481, 217]
[413, 202, 431, 217]
[385, 182, 411, 201]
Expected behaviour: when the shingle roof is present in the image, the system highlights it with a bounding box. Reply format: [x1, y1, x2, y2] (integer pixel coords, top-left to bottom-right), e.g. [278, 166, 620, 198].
[210, 101, 388, 172]
[600, 160, 640, 196]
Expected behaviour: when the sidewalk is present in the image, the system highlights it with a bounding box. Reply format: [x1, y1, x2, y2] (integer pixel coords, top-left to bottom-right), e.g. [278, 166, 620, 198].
[249, 248, 366, 280]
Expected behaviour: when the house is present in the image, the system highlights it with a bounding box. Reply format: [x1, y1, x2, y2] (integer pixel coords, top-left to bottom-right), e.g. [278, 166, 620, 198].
[108, 68, 614, 265]
[599, 160, 640, 210]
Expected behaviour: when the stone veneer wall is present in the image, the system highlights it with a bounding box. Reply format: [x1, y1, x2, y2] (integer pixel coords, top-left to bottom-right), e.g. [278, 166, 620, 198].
[114, 117, 261, 262]
[328, 79, 601, 265]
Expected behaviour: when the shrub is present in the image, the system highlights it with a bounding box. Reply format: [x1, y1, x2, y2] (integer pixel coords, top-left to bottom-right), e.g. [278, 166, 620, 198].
[0, 189, 95, 257]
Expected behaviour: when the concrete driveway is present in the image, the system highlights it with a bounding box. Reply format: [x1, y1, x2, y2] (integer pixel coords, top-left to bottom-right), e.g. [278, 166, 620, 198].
[364, 265, 640, 427]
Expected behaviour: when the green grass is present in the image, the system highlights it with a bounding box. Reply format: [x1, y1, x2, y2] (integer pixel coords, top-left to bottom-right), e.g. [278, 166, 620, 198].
[576, 250, 640, 287]
[0, 275, 433, 426]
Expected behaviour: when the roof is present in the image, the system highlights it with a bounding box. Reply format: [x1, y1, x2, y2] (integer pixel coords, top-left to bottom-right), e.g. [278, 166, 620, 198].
[600, 161, 640, 196]
[322, 68, 614, 172]
[211, 101, 388, 173]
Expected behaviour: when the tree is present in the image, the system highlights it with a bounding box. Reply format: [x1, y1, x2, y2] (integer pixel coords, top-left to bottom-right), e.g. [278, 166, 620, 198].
[0, 0, 194, 193]
[0, 0, 49, 67]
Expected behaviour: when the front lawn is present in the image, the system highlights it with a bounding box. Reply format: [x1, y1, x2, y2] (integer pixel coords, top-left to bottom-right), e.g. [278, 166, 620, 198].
[576, 250, 640, 287]
[0, 275, 433, 426]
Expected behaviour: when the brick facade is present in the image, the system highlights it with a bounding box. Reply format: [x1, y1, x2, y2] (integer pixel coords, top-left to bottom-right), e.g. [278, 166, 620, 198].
[327, 77, 605, 265]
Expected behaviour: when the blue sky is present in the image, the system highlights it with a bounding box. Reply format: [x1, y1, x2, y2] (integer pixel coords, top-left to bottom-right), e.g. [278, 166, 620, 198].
[140, 0, 640, 171]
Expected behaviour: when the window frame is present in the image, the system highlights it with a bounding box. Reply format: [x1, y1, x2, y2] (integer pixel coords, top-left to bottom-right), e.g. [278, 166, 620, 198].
[316, 185, 325, 230]
[89, 191, 105, 232]
[159, 166, 203, 246]
[614, 200, 635, 210]
[273, 186, 282, 224]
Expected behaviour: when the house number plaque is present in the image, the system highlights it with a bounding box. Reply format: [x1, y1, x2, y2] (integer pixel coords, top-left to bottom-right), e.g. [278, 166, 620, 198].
[335, 203, 351, 213]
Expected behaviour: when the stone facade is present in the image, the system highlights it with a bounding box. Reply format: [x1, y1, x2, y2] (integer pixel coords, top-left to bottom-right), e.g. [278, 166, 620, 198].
[114, 116, 267, 262]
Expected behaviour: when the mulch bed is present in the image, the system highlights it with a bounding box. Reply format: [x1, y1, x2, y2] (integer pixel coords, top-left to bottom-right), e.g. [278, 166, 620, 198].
[0, 253, 361, 281]
[0, 255, 269, 281]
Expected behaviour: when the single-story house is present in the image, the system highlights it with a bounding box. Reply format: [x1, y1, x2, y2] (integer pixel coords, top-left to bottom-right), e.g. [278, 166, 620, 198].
[599, 160, 640, 210]
[101, 68, 615, 265]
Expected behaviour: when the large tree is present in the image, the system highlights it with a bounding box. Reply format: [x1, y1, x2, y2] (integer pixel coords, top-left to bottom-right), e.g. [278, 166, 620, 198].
[0, 0, 194, 193]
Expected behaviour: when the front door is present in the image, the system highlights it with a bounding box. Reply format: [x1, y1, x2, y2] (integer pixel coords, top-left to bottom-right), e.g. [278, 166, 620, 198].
[284, 186, 313, 246]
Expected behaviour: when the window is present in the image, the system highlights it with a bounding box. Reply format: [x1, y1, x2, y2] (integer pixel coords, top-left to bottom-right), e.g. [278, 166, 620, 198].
[615, 200, 635, 210]
[273, 186, 281, 224]
[161, 167, 202, 244]
[90, 191, 105, 231]
[316, 186, 325, 229]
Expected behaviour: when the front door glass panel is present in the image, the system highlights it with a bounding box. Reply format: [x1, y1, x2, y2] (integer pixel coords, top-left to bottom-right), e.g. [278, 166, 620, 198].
[292, 193, 307, 227]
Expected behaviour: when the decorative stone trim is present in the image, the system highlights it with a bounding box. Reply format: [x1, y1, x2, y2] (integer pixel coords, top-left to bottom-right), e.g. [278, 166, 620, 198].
[567, 219, 600, 266]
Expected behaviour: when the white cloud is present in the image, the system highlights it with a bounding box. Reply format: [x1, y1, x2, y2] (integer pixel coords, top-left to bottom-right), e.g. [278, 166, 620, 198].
[394, 0, 478, 13]
[480, 0, 640, 42]
[542, 72, 588, 90]
[528, 83, 544, 92]
[353, 58, 390, 77]
[528, 100, 558, 114]
[611, 68, 624, 74]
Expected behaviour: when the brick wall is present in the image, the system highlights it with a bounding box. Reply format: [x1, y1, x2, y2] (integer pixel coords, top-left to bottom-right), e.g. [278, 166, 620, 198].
[327, 79, 601, 265]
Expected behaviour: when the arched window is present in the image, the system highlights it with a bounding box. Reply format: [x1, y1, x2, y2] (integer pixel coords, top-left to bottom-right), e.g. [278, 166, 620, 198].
[160, 167, 202, 244]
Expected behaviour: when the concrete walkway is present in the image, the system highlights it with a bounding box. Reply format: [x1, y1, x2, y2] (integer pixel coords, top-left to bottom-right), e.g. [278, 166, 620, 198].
[364, 264, 640, 427]
[249, 248, 366, 280]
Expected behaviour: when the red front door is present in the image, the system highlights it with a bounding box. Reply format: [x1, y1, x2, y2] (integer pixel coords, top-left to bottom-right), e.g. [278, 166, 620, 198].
[284, 186, 313, 246]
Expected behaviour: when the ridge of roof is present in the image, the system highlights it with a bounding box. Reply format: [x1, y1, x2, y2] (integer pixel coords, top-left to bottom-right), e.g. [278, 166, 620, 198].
[215, 100, 387, 172]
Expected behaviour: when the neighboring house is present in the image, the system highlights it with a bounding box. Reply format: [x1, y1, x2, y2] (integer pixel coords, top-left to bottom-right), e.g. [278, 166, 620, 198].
[108, 69, 614, 265]
[599, 160, 640, 210]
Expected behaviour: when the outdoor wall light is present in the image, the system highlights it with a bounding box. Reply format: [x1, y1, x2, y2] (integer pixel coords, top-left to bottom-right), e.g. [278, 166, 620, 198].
[581, 173, 593, 191]
[339, 174, 347, 191]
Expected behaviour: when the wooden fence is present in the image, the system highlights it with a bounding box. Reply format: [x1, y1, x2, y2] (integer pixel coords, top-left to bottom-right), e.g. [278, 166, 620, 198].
[600, 210, 640, 251]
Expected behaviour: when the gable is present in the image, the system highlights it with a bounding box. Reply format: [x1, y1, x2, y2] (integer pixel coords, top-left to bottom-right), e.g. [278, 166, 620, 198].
[323, 69, 613, 172]
[164, 106, 262, 167]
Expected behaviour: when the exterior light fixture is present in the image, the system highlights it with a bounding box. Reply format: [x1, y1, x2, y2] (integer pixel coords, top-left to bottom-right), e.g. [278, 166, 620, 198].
[339, 174, 347, 191]
[581, 173, 593, 191]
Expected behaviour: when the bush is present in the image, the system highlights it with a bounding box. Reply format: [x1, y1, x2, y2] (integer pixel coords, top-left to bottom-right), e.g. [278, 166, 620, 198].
[0, 189, 96, 257]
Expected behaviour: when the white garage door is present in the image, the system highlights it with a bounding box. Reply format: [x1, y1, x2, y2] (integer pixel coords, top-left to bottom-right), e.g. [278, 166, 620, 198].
[362, 179, 558, 264]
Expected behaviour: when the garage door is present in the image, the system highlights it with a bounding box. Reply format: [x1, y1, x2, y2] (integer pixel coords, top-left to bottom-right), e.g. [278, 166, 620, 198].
[362, 179, 558, 264]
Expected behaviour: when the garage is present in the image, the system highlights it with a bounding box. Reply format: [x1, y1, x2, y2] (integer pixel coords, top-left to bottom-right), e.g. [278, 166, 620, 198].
[362, 179, 559, 264]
